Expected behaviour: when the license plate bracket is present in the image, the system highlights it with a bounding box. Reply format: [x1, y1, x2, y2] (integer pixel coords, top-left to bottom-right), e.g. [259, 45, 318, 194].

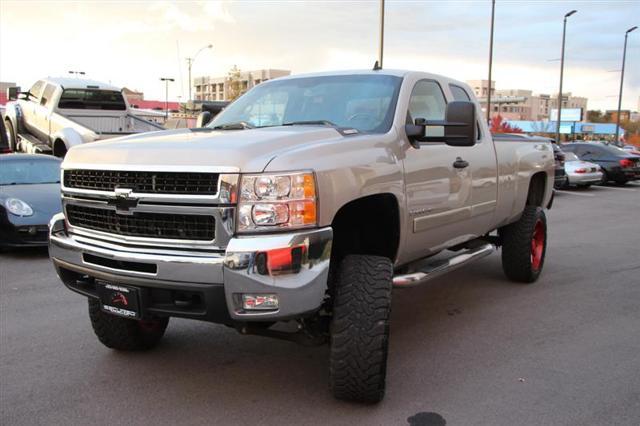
[96, 280, 141, 319]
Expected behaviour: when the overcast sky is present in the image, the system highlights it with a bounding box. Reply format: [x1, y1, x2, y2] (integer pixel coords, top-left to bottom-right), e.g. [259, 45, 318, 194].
[1, 0, 638, 111]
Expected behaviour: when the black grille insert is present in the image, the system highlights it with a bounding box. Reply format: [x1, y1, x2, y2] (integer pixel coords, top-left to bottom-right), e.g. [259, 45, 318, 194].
[66, 205, 215, 241]
[64, 170, 219, 195]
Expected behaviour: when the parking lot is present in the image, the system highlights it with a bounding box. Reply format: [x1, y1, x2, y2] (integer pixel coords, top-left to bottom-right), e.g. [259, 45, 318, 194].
[1, 182, 639, 425]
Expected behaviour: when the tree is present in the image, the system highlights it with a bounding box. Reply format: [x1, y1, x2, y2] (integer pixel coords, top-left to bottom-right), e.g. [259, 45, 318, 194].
[226, 65, 244, 101]
[490, 115, 523, 134]
[586, 110, 612, 123]
[622, 120, 640, 146]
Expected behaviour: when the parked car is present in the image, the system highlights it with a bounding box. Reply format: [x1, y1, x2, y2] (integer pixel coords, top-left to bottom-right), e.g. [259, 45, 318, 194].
[2, 78, 165, 157]
[48, 69, 554, 403]
[562, 152, 602, 188]
[621, 145, 640, 156]
[561, 142, 640, 185]
[1, 154, 62, 247]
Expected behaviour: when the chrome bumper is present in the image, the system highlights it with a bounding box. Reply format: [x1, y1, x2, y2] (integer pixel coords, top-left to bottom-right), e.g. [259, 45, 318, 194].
[49, 213, 332, 322]
[567, 171, 603, 185]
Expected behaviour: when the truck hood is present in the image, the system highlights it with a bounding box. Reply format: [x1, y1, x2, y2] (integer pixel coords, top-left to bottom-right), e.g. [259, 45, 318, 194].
[63, 127, 344, 173]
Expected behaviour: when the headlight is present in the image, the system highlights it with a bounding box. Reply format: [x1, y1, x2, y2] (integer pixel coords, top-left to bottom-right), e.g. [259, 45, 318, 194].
[237, 171, 317, 232]
[5, 198, 34, 217]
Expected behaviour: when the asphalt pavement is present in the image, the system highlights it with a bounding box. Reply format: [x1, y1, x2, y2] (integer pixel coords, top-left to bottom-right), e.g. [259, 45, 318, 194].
[1, 182, 639, 426]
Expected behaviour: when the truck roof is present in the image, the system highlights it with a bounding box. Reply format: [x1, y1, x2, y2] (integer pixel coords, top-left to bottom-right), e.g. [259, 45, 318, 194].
[41, 77, 121, 92]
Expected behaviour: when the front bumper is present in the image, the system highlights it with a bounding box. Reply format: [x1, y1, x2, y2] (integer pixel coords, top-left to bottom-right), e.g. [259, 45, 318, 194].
[0, 222, 49, 247]
[49, 213, 332, 323]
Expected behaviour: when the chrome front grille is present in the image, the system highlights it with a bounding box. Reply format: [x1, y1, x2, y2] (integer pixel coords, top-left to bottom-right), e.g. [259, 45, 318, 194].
[66, 204, 215, 241]
[63, 169, 219, 195]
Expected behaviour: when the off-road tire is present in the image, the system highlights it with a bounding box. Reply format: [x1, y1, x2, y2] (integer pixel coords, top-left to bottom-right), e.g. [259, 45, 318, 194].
[329, 255, 393, 403]
[88, 299, 169, 351]
[4, 119, 16, 152]
[500, 205, 547, 283]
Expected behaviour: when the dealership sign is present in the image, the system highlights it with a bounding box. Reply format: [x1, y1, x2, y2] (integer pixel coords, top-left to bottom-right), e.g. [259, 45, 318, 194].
[551, 108, 583, 122]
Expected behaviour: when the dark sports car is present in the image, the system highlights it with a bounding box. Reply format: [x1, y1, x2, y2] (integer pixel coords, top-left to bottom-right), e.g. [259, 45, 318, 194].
[0, 154, 62, 248]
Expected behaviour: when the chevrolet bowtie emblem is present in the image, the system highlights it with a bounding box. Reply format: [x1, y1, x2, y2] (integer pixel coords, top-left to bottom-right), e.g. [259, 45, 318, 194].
[109, 188, 138, 213]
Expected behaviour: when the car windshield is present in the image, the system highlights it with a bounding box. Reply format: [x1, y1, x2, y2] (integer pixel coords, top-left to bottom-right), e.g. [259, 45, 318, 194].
[564, 152, 579, 161]
[208, 74, 403, 134]
[0, 158, 61, 185]
[58, 89, 126, 110]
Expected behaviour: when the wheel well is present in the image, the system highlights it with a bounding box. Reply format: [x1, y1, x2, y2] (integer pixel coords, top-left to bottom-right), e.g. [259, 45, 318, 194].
[53, 139, 67, 158]
[526, 172, 547, 207]
[330, 194, 400, 264]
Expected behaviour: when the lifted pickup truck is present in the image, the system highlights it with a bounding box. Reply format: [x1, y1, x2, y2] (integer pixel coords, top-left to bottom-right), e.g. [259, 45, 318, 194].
[3, 78, 164, 157]
[49, 70, 554, 403]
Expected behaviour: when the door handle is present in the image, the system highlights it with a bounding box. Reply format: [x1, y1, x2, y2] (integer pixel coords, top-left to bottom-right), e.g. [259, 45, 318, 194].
[453, 157, 469, 169]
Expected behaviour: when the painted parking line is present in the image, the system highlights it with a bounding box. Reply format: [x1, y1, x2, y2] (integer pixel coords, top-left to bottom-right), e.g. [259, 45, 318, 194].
[555, 190, 595, 197]
[590, 185, 639, 192]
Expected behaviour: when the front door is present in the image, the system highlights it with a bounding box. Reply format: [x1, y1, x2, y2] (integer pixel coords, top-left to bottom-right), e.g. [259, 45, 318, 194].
[402, 79, 475, 261]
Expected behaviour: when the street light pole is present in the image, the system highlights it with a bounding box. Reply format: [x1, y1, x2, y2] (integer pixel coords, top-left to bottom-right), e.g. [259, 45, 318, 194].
[160, 77, 175, 120]
[186, 44, 213, 103]
[486, 0, 496, 124]
[378, 0, 385, 68]
[614, 26, 637, 144]
[555, 10, 577, 144]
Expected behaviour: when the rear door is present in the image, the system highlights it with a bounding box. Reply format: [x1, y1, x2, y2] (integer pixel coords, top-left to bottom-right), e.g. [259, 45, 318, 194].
[402, 79, 476, 260]
[447, 84, 498, 234]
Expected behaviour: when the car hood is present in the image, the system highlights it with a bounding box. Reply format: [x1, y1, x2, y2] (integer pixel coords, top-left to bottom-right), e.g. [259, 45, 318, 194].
[0, 183, 62, 217]
[63, 126, 345, 173]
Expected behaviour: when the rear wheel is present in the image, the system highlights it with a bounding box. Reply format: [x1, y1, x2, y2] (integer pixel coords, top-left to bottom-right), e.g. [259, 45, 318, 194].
[500, 205, 547, 283]
[88, 299, 169, 351]
[600, 170, 609, 185]
[329, 255, 393, 403]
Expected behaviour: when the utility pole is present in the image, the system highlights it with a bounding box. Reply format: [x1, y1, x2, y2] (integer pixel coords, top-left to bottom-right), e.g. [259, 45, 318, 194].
[378, 0, 385, 68]
[555, 10, 577, 144]
[486, 0, 496, 123]
[615, 26, 637, 145]
[186, 44, 213, 103]
[160, 77, 174, 120]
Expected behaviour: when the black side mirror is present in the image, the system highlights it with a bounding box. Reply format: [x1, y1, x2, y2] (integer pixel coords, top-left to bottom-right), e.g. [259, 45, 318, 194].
[196, 111, 212, 128]
[7, 86, 20, 101]
[405, 101, 477, 148]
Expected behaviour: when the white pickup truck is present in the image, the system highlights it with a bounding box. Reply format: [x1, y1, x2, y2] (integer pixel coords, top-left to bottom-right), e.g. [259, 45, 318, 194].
[3, 78, 164, 157]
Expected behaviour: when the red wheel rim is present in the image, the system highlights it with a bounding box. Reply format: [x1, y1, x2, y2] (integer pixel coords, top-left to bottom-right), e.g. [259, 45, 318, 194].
[531, 219, 545, 271]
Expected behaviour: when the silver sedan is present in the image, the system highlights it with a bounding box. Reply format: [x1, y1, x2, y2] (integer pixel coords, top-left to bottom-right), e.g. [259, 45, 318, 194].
[563, 152, 603, 187]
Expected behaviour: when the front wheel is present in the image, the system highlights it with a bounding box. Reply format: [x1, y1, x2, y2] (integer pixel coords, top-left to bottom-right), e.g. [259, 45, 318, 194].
[329, 255, 393, 403]
[500, 205, 547, 283]
[4, 119, 16, 152]
[88, 299, 169, 351]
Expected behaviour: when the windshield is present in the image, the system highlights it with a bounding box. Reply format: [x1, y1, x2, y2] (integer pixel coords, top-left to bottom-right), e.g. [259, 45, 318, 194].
[58, 89, 126, 110]
[208, 74, 402, 133]
[0, 158, 61, 185]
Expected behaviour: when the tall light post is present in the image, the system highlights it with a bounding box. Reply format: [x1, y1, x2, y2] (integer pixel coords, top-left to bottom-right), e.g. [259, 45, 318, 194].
[186, 44, 213, 103]
[486, 0, 496, 123]
[614, 26, 637, 144]
[378, 0, 385, 68]
[555, 9, 577, 144]
[160, 77, 174, 120]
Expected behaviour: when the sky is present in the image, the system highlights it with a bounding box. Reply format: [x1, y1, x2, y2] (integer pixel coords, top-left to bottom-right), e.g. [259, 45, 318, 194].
[0, 0, 638, 112]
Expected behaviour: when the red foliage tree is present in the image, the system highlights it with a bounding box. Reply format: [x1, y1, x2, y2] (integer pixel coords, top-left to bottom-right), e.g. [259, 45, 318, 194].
[490, 115, 523, 134]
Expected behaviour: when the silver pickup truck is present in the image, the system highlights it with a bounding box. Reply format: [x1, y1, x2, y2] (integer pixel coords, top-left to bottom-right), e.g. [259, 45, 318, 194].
[3, 77, 164, 157]
[48, 70, 554, 403]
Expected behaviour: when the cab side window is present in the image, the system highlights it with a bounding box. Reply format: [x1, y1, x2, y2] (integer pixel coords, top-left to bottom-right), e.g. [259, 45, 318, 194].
[450, 84, 481, 140]
[449, 85, 471, 102]
[408, 80, 446, 137]
[41, 84, 57, 107]
[29, 80, 45, 101]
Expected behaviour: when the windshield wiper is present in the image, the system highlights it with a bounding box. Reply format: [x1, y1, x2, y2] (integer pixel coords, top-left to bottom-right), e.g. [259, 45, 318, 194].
[282, 120, 338, 127]
[212, 121, 254, 130]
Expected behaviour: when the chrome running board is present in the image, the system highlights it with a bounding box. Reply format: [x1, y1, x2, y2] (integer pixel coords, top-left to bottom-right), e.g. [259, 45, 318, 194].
[393, 243, 495, 288]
